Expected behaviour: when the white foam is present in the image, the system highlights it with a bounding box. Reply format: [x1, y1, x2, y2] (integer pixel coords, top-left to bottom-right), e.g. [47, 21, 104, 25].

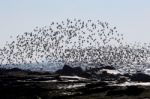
[60, 75, 88, 80]
[58, 83, 86, 89]
[114, 82, 150, 86]
[101, 69, 120, 75]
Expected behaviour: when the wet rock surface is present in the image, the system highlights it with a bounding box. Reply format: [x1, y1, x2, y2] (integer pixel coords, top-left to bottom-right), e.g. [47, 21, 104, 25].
[1, 66, 150, 99]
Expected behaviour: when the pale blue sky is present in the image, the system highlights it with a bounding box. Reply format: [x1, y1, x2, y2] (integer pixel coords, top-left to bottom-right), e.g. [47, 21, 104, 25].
[0, 0, 150, 46]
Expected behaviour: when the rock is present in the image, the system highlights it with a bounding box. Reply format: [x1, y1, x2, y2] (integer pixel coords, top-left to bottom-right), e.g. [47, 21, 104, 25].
[85, 66, 122, 81]
[106, 86, 144, 96]
[56, 64, 82, 75]
[56, 64, 90, 78]
[130, 73, 150, 82]
[117, 76, 129, 83]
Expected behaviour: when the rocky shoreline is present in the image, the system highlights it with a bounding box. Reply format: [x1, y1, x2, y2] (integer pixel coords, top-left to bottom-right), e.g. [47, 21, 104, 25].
[1, 66, 150, 99]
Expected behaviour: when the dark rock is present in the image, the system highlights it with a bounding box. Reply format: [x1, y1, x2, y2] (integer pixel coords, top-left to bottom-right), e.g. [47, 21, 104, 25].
[125, 86, 144, 96]
[107, 86, 144, 96]
[8, 68, 24, 72]
[117, 76, 129, 83]
[130, 73, 150, 82]
[123, 73, 132, 78]
[56, 64, 90, 78]
[86, 82, 108, 88]
[56, 64, 82, 75]
[99, 73, 120, 81]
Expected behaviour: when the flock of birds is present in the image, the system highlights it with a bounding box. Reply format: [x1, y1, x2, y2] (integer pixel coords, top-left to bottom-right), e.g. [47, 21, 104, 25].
[0, 19, 150, 73]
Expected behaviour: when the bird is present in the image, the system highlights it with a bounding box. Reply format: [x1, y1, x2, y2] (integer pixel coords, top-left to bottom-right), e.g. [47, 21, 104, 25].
[0, 18, 149, 74]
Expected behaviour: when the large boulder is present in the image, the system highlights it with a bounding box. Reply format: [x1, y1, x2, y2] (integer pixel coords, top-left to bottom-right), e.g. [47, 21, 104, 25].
[130, 73, 150, 82]
[56, 65, 90, 78]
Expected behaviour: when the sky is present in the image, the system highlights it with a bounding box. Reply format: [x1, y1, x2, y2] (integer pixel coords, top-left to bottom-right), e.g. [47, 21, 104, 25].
[0, 0, 150, 47]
